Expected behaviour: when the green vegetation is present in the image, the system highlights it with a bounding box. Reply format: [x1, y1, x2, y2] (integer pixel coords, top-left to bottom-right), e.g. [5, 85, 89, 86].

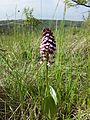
[65, 0, 90, 8]
[0, 19, 82, 34]
[0, 18, 90, 120]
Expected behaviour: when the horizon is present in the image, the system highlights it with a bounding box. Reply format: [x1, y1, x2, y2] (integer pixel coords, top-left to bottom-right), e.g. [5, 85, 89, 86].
[0, 18, 84, 22]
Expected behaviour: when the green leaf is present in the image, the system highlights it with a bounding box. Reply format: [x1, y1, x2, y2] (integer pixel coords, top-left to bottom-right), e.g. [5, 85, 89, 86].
[43, 96, 57, 119]
[49, 86, 58, 105]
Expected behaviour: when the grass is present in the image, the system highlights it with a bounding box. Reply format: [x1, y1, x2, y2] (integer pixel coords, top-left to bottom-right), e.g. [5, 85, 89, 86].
[0, 20, 90, 120]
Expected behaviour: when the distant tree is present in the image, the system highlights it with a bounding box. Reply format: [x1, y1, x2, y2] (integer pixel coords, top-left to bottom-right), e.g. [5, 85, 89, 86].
[23, 7, 41, 31]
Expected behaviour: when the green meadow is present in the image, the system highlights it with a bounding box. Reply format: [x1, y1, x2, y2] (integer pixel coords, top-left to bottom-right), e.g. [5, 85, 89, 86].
[0, 19, 90, 120]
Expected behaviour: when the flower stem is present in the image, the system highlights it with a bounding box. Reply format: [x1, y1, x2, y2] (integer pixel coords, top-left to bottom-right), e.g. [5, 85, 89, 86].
[45, 53, 49, 96]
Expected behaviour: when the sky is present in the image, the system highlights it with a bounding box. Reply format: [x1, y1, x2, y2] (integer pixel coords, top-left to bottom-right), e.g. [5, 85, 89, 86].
[0, 0, 89, 21]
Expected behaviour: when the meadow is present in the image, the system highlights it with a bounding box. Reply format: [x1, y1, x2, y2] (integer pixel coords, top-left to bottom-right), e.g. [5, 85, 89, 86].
[0, 19, 90, 120]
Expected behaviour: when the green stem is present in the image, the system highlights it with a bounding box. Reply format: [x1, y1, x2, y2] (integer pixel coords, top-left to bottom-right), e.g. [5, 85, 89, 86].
[45, 53, 49, 96]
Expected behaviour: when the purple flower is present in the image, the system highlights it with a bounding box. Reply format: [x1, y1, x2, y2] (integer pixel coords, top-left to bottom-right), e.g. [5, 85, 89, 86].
[40, 28, 56, 65]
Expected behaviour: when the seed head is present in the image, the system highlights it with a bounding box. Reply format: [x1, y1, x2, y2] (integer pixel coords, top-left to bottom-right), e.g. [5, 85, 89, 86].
[40, 28, 56, 65]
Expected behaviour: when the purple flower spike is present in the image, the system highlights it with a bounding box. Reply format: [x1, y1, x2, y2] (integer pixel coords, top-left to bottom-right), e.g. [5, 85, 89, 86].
[40, 28, 56, 65]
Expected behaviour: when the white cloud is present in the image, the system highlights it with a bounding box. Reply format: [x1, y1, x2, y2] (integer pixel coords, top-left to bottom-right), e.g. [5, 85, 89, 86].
[0, 0, 19, 5]
[0, 0, 89, 20]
